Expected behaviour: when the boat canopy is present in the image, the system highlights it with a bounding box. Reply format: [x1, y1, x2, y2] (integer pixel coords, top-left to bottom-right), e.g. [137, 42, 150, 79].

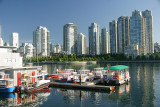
[104, 65, 129, 70]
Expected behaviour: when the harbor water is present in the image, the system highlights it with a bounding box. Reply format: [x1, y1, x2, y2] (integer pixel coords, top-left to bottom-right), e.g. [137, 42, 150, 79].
[1, 63, 160, 107]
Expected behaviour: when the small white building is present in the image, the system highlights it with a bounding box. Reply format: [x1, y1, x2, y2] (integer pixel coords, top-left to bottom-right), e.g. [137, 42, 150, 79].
[19, 43, 34, 58]
[56, 43, 62, 53]
[52, 43, 62, 54]
[0, 46, 22, 67]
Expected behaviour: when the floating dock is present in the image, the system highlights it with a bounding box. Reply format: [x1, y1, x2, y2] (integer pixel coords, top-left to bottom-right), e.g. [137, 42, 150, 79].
[49, 82, 115, 92]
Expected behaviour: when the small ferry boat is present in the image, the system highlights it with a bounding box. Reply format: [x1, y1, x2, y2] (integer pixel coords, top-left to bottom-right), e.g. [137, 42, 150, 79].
[93, 67, 106, 80]
[48, 69, 59, 78]
[48, 69, 76, 79]
[25, 82, 50, 93]
[0, 74, 16, 93]
[56, 73, 74, 83]
[103, 65, 130, 85]
[73, 69, 93, 83]
[54, 69, 76, 83]
[22, 71, 50, 93]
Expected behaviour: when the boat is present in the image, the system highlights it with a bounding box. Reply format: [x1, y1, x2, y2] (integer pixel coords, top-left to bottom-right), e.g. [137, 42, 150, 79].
[24, 82, 50, 93]
[54, 69, 76, 83]
[73, 69, 94, 83]
[48, 69, 76, 79]
[0, 74, 16, 93]
[93, 67, 106, 80]
[48, 69, 59, 78]
[103, 65, 130, 85]
[39, 69, 48, 79]
[22, 71, 50, 93]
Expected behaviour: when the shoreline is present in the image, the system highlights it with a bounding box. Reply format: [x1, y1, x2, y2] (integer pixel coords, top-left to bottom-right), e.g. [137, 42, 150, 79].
[25, 61, 97, 65]
[24, 60, 160, 65]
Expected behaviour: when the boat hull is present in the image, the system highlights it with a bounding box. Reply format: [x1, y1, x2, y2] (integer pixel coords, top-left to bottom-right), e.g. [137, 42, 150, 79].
[0, 87, 16, 93]
[56, 80, 73, 83]
[25, 83, 50, 93]
[48, 74, 58, 78]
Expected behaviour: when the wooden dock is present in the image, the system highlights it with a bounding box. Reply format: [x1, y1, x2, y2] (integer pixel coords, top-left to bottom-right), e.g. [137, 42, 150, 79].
[49, 82, 115, 92]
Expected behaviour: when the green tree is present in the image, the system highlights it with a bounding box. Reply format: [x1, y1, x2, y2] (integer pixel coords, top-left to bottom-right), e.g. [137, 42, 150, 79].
[129, 56, 132, 60]
[107, 54, 111, 60]
[155, 54, 160, 60]
[101, 57, 105, 61]
[141, 55, 146, 60]
[149, 54, 154, 60]
[136, 55, 141, 60]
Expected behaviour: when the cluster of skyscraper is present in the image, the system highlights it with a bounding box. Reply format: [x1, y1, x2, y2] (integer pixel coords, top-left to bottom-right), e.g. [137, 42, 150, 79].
[63, 10, 153, 58]
[110, 10, 153, 58]
[0, 9, 154, 58]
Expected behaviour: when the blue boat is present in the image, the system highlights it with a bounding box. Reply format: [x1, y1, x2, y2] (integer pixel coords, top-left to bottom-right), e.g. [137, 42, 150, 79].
[0, 74, 16, 93]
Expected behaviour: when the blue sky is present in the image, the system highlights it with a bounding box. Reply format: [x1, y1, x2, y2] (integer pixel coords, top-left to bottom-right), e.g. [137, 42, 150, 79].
[0, 0, 160, 45]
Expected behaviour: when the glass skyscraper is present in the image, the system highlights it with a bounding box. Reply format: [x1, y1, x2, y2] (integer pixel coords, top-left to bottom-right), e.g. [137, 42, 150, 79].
[101, 27, 110, 54]
[63, 23, 77, 54]
[33, 26, 50, 56]
[142, 10, 154, 54]
[77, 33, 87, 55]
[89, 23, 100, 55]
[109, 20, 117, 54]
[130, 10, 146, 55]
[117, 16, 130, 53]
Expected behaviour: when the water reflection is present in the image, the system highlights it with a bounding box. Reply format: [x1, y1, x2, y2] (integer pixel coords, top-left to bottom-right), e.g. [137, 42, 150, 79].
[32, 63, 158, 106]
[56, 89, 91, 105]
[49, 83, 130, 107]
[130, 63, 155, 107]
[0, 92, 50, 106]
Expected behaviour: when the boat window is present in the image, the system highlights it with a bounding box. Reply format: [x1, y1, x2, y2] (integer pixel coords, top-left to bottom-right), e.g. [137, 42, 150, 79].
[0, 80, 6, 85]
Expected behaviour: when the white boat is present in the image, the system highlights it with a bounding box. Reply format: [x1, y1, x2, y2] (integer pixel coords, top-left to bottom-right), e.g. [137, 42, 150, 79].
[22, 71, 50, 93]
[55, 69, 76, 83]
[93, 67, 106, 80]
[73, 70, 93, 83]
[103, 65, 130, 85]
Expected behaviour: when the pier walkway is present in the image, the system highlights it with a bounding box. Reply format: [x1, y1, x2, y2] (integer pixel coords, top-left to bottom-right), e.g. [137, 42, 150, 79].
[49, 82, 115, 92]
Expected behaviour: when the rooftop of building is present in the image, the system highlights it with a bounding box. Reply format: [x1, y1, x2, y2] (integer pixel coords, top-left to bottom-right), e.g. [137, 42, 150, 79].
[0, 46, 17, 49]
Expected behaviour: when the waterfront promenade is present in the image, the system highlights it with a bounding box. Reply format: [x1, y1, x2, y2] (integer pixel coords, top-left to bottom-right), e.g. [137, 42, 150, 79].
[26, 60, 160, 65]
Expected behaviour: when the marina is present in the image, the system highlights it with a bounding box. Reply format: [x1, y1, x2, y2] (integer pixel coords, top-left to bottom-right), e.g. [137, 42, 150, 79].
[0, 59, 160, 106]
[1, 45, 157, 107]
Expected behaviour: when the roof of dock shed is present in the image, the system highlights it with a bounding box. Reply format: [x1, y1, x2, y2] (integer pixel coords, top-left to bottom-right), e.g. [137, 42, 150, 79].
[104, 65, 129, 70]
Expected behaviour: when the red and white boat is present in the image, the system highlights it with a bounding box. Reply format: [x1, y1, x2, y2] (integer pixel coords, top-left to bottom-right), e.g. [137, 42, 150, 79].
[22, 71, 50, 93]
